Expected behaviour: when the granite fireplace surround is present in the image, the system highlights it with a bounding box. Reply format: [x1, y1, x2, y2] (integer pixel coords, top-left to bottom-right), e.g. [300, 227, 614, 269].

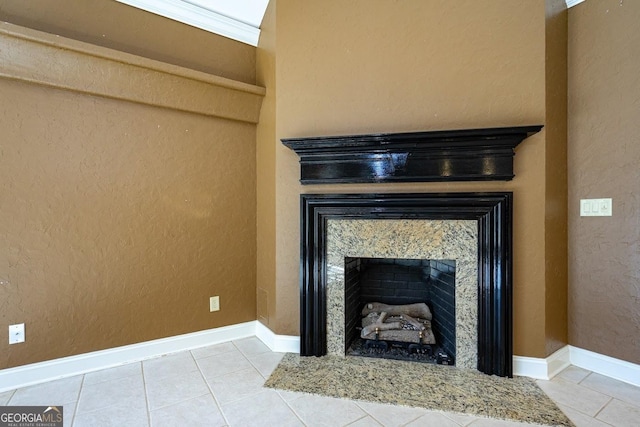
[287, 126, 543, 378]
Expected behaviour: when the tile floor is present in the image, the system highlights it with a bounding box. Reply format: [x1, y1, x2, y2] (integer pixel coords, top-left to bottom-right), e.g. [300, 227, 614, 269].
[1, 337, 639, 427]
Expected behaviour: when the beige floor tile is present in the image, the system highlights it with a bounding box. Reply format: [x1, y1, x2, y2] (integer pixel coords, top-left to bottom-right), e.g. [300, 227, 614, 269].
[206, 367, 266, 405]
[221, 389, 304, 427]
[62, 404, 75, 427]
[4, 343, 639, 427]
[76, 374, 146, 414]
[287, 393, 367, 427]
[84, 362, 142, 385]
[190, 341, 236, 359]
[557, 404, 612, 427]
[233, 336, 271, 357]
[347, 416, 383, 426]
[355, 400, 426, 427]
[595, 398, 640, 427]
[149, 393, 226, 427]
[276, 389, 307, 403]
[556, 366, 591, 384]
[8, 376, 82, 406]
[0, 390, 15, 405]
[580, 372, 640, 408]
[442, 411, 481, 426]
[145, 370, 210, 410]
[404, 411, 463, 427]
[142, 352, 197, 382]
[466, 417, 537, 426]
[196, 348, 253, 379]
[73, 399, 149, 427]
[536, 377, 611, 416]
[248, 350, 285, 377]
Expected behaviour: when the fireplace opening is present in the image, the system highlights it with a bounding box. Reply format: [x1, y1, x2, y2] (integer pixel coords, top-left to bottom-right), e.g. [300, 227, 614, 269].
[344, 257, 456, 365]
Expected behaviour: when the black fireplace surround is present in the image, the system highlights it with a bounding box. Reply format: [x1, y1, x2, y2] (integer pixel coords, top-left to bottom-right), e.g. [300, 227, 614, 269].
[300, 192, 513, 377]
[289, 126, 542, 378]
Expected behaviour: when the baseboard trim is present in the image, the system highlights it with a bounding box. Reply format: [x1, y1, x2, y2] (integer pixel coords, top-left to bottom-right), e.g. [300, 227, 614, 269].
[255, 321, 301, 354]
[513, 345, 640, 386]
[569, 345, 640, 387]
[513, 346, 571, 380]
[0, 321, 257, 393]
[4, 325, 638, 392]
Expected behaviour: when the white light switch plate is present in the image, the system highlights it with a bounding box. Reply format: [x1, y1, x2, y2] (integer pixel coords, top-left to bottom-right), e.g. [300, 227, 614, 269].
[580, 198, 612, 216]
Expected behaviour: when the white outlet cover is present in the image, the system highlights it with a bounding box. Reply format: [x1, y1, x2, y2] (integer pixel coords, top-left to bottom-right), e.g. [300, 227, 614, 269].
[9, 323, 25, 344]
[209, 296, 220, 312]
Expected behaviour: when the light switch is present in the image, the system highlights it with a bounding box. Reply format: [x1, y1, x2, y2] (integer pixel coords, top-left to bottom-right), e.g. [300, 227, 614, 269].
[580, 198, 612, 216]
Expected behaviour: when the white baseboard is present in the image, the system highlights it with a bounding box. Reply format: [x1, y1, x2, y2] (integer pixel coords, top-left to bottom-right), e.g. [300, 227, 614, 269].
[513, 345, 640, 387]
[255, 321, 300, 354]
[569, 345, 640, 387]
[513, 346, 571, 380]
[0, 321, 257, 393]
[4, 323, 638, 392]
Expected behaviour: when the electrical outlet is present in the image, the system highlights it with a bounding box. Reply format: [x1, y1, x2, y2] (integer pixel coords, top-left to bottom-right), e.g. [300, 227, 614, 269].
[9, 323, 25, 344]
[209, 296, 220, 312]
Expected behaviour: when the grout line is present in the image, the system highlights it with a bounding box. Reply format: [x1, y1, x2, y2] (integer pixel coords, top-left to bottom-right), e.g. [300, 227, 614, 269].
[353, 401, 400, 427]
[343, 414, 373, 426]
[3, 388, 17, 405]
[279, 394, 309, 427]
[192, 348, 231, 426]
[591, 396, 614, 421]
[140, 361, 152, 427]
[68, 375, 84, 427]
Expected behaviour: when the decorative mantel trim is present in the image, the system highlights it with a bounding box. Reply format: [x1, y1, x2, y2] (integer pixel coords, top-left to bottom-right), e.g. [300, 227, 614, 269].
[283, 125, 542, 184]
[300, 192, 513, 377]
[0, 22, 265, 124]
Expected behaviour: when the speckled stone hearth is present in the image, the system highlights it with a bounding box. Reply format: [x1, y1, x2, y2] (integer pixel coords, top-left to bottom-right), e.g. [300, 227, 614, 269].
[264, 354, 574, 426]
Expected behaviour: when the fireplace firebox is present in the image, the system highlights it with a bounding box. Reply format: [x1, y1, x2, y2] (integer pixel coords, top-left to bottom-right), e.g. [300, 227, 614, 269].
[344, 257, 457, 365]
[299, 192, 513, 377]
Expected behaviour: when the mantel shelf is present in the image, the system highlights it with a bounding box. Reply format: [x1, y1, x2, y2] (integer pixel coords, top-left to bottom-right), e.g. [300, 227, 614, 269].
[282, 125, 543, 184]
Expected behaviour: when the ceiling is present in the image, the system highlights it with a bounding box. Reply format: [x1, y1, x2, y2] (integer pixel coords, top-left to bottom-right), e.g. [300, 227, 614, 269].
[116, 0, 584, 48]
[115, 0, 270, 46]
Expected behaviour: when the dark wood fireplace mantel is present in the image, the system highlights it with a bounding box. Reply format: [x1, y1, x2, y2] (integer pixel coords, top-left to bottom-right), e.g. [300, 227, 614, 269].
[283, 125, 542, 184]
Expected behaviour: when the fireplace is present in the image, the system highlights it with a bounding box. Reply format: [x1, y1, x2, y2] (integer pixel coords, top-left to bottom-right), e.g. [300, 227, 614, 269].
[286, 126, 542, 378]
[299, 192, 513, 377]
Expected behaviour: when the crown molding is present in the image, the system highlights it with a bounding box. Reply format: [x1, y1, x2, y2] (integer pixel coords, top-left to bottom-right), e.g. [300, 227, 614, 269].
[115, 0, 261, 46]
[566, 0, 586, 8]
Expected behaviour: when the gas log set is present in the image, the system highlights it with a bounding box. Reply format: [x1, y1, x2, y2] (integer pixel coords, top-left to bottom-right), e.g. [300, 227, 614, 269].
[355, 302, 453, 365]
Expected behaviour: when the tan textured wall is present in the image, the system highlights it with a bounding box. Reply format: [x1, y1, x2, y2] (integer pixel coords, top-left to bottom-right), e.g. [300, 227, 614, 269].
[0, 28, 258, 369]
[0, 0, 256, 84]
[568, 0, 640, 364]
[270, 0, 567, 358]
[544, 0, 569, 355]
[256, 0, 277, 327]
